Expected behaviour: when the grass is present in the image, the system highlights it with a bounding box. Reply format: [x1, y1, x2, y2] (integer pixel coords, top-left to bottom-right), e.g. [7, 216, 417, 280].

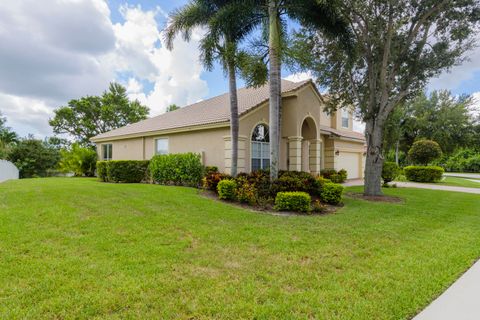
[438, 176, 480, 189]
[1, 178, 480, 319]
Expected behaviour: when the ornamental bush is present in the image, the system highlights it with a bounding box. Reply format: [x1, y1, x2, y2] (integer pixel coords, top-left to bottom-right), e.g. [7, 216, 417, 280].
[217, 179, 236, 201]
[404, 166, 444, 183]
[320, 169, 347, 183]
[408, 140, 442, 165]
[320, 182, 344, 205]
[203, 170, 231, 193]
[382, 162, 400, 183]
[97, 160, 150, 183]
[274, 191, 311, 212]
[149, 153, 204, 187]
[96, 161, 108, 182]
[235, 176, 258, 205]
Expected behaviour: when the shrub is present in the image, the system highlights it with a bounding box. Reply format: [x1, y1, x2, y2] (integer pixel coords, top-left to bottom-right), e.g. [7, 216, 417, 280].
[320, 169, 347, 183]
[435, 149, 480, 173]
[203, 172, 231, 192]
[274, 192, 311, 212]
[7, 138, 60, 178]
[59, 143, 97, 177]
[235, 176, 258, 205]
[408, 140, 442, 165]
[149, 153, 204, 187]
[320, 183, 344, 205]
[382, 162, 400, 184]
[404, 166, 444, 183]
[236, 170, 271, 199]
[217, 179, 236, 200]
[96, 161, 108, 182]
[205, 166, 219, 175]
[315, 176, 332, 196]
[98, 160, 149, 183]
[269, 171, 318, 197]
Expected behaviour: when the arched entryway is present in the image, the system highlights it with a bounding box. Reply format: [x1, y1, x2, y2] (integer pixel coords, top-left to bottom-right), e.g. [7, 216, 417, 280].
[300, 117, 321, 174]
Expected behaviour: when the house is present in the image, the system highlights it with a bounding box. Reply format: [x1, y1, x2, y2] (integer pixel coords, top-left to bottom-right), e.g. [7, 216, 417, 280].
[91, 79, 366, 179]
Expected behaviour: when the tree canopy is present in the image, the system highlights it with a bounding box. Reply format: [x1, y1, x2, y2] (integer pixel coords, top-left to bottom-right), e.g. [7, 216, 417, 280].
[292, 0, 480, 195]
[49, 83, 149, 146]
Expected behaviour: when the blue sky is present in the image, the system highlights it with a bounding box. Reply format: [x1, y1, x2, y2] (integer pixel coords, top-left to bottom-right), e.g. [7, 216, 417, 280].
[0, 0, 479, 138]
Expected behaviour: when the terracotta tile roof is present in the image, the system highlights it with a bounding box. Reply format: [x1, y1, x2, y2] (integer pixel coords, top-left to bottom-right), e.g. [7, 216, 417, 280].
[91, 79, 311, 141]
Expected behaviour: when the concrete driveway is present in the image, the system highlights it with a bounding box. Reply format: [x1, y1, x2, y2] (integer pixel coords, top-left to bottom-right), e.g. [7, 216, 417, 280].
[343, 179, 480, 194]
[444, 172, 480, 179]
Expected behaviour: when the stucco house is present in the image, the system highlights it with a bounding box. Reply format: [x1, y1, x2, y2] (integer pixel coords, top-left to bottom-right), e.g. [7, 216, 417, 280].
[91, 79, 366, 178]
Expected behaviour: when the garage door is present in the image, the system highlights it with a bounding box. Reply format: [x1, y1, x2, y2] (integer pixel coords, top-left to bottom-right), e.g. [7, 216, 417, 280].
[337, 152, 360, 179]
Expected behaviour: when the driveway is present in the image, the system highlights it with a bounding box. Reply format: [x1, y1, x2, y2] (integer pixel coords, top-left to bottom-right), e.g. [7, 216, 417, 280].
[444, 172, 480, 179]
[343, 179, 480, 195]
[413, 260, 480, 320]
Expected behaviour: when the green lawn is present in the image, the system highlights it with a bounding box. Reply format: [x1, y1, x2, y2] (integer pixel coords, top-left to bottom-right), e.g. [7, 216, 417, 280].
[439, 176, 480, 188]
[1, 178, 480, 319]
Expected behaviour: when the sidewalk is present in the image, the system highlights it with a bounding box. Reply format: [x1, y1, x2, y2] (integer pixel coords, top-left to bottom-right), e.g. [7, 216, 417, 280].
[343, 179, 480, 194]
[444, 172, 480, 179]
[413, 260, 480, 320]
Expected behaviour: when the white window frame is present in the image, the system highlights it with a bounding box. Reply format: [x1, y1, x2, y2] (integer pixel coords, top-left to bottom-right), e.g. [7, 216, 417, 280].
[155, 138, 169, 155]
[102, 144, 112, 161]
[251, 124, 270, 172]
[341, 109, 349, 128]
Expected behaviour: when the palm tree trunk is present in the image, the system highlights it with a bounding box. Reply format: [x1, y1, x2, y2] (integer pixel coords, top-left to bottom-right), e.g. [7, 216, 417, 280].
[227, 59, 239, 177]
[268, 0, 281, 181]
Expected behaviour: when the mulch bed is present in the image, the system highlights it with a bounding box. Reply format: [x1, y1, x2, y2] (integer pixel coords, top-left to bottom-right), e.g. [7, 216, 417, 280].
[199, 190, 341, 216]
[345, 192, 404, 203]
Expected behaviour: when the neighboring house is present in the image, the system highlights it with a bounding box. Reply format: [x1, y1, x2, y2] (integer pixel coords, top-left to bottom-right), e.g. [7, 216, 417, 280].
[91, 79, 366, 178]
[0, 160, 19, 182]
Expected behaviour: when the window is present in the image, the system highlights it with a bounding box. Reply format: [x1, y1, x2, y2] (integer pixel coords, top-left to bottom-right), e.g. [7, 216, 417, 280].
[102, 144, 112, 161]
[251, 124, 270, 171]
[155, 138, 169, 155]
[341, 109, 349, 128]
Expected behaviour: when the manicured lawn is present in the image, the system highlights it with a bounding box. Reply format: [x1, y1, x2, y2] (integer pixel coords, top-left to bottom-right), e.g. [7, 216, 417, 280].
[439, 176, 480, 188]
[1, 178, 480, 319]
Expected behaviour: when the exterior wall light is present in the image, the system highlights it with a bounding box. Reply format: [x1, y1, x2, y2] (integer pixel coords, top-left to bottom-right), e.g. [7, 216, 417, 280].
[335, 150, 340, 156]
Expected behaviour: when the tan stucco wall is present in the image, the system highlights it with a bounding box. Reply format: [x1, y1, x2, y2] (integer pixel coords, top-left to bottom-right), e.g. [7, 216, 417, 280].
[95, 83, 364, 176]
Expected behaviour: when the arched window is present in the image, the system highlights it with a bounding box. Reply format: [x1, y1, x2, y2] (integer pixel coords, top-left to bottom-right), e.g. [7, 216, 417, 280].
[251, 124, 270, 171]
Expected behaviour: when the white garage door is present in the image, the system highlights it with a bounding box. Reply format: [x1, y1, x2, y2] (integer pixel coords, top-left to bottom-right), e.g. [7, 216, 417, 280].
[337, 152, 360, 179]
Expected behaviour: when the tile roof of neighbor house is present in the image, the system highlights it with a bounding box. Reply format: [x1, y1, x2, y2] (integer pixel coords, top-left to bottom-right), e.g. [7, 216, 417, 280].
[91, 79, 365, 142]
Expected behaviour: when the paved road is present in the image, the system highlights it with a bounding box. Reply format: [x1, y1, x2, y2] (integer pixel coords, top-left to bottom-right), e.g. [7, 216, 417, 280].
[343, 179, 480, 194]
[413, 260, 480, 320]
[444, 172, 480, 179]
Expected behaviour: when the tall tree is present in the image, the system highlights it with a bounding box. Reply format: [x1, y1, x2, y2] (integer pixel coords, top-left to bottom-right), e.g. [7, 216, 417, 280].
[263, 0, 350, 180]
[292, 0, 480, 195]
[0, 112, 18, 159]
[166, 104, 180, 112]
[49, 83, 149, 146]
[165, 0, 262, 177]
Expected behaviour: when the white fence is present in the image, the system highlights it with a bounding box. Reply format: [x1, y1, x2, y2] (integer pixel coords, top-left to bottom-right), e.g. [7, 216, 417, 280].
[0, 160, 19, 182]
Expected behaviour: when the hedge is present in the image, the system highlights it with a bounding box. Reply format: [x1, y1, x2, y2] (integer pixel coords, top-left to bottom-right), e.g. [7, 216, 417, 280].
[404, 165, 444, 183]
[320, 183, 344, 205]
[97, 160, 150, 183]
[320, 169, 347, 183]
[274, 191, 311, 212]
[149, 153, 204, 187]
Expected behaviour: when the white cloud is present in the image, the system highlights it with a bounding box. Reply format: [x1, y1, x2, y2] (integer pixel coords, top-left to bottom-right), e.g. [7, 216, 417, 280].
[284, 71, 314, 83]
[428, 35, 480, 91]
[0, 1, 209, 136]
[113, 5, 208, 115]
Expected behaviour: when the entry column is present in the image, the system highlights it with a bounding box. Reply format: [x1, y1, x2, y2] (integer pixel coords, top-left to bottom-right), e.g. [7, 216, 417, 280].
[309, 139, 321, 175]
[288, 136, 302, 171]
[223, 135, 247, 174]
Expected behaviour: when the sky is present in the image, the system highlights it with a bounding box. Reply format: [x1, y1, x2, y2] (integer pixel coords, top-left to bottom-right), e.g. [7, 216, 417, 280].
[0, 0, 480, 138]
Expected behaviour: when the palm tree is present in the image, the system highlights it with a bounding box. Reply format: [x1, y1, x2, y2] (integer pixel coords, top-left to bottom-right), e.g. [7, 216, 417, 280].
[264, 0, 350, 180]
[165, 1, 261, 177]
